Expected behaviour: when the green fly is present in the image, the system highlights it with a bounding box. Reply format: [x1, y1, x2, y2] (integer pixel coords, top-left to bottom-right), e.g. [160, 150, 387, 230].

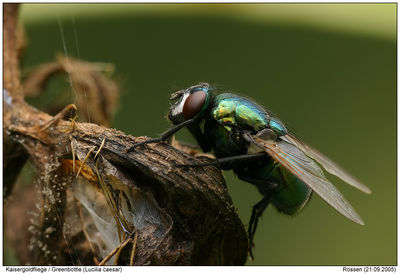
[128, 83, 371, 256]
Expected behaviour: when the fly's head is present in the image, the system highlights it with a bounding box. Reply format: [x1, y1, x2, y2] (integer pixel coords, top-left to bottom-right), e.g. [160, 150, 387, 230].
[168, 83, 213, 125]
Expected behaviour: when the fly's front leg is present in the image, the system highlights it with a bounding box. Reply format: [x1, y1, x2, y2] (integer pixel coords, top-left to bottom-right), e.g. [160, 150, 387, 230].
[127, 119, 196, 152]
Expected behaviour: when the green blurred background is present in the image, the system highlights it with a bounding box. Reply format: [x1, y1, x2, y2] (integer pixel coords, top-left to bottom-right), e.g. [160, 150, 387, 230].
[7, 3, 396, 265]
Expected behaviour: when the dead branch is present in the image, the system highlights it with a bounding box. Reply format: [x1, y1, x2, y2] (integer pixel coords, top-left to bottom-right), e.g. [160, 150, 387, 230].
[22, 55, 118, 126]
[3, 4, 249, 265]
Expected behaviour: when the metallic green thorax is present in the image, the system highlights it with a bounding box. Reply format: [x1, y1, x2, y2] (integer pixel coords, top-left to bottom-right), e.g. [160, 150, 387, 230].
[203, 92, 310, 215]
[211, 93, 270, 132]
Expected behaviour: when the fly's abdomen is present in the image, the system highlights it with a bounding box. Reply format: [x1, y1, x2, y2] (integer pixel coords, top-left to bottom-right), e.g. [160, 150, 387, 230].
[267, 165, 312, 215]
[241, 159, 312, 215]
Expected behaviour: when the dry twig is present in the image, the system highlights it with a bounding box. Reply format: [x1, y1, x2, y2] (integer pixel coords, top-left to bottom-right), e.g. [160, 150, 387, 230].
[3, 4, 248, 265]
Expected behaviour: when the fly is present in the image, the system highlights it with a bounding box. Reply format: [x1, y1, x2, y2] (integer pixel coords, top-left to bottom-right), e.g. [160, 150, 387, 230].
[127, 83, 371, 258]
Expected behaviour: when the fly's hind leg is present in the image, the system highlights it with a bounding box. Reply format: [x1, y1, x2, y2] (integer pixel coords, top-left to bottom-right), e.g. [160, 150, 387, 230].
[248, 195, 271, 260]
[174, 152, 267, 169]
[237, 173, 279, 260]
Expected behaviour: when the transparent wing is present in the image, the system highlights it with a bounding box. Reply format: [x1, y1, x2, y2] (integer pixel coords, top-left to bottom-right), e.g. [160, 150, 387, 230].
[281, 134, 371, 194]
[247, 134, 365, 225]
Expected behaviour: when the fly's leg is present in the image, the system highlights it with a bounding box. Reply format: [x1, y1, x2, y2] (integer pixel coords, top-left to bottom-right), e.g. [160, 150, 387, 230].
[175, 152, 267, 169]
[238, 174, 279, 251]
[248, 195, 271, 260]
[127, 118, 197, 152]
[237, 165, 279, 260]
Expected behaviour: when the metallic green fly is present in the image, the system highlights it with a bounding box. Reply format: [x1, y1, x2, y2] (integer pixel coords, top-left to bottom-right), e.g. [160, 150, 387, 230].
[128, 83, 371, 257]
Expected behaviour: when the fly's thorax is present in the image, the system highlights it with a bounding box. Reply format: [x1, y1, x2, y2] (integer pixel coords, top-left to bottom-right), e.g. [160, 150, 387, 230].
[212, 94, 270, 132]
[209, 93, 291, 156]
[168, 83, 212, 125]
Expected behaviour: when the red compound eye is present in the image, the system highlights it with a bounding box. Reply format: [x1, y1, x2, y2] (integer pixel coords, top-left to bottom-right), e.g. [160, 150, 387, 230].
[183, 91, 207, 119]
